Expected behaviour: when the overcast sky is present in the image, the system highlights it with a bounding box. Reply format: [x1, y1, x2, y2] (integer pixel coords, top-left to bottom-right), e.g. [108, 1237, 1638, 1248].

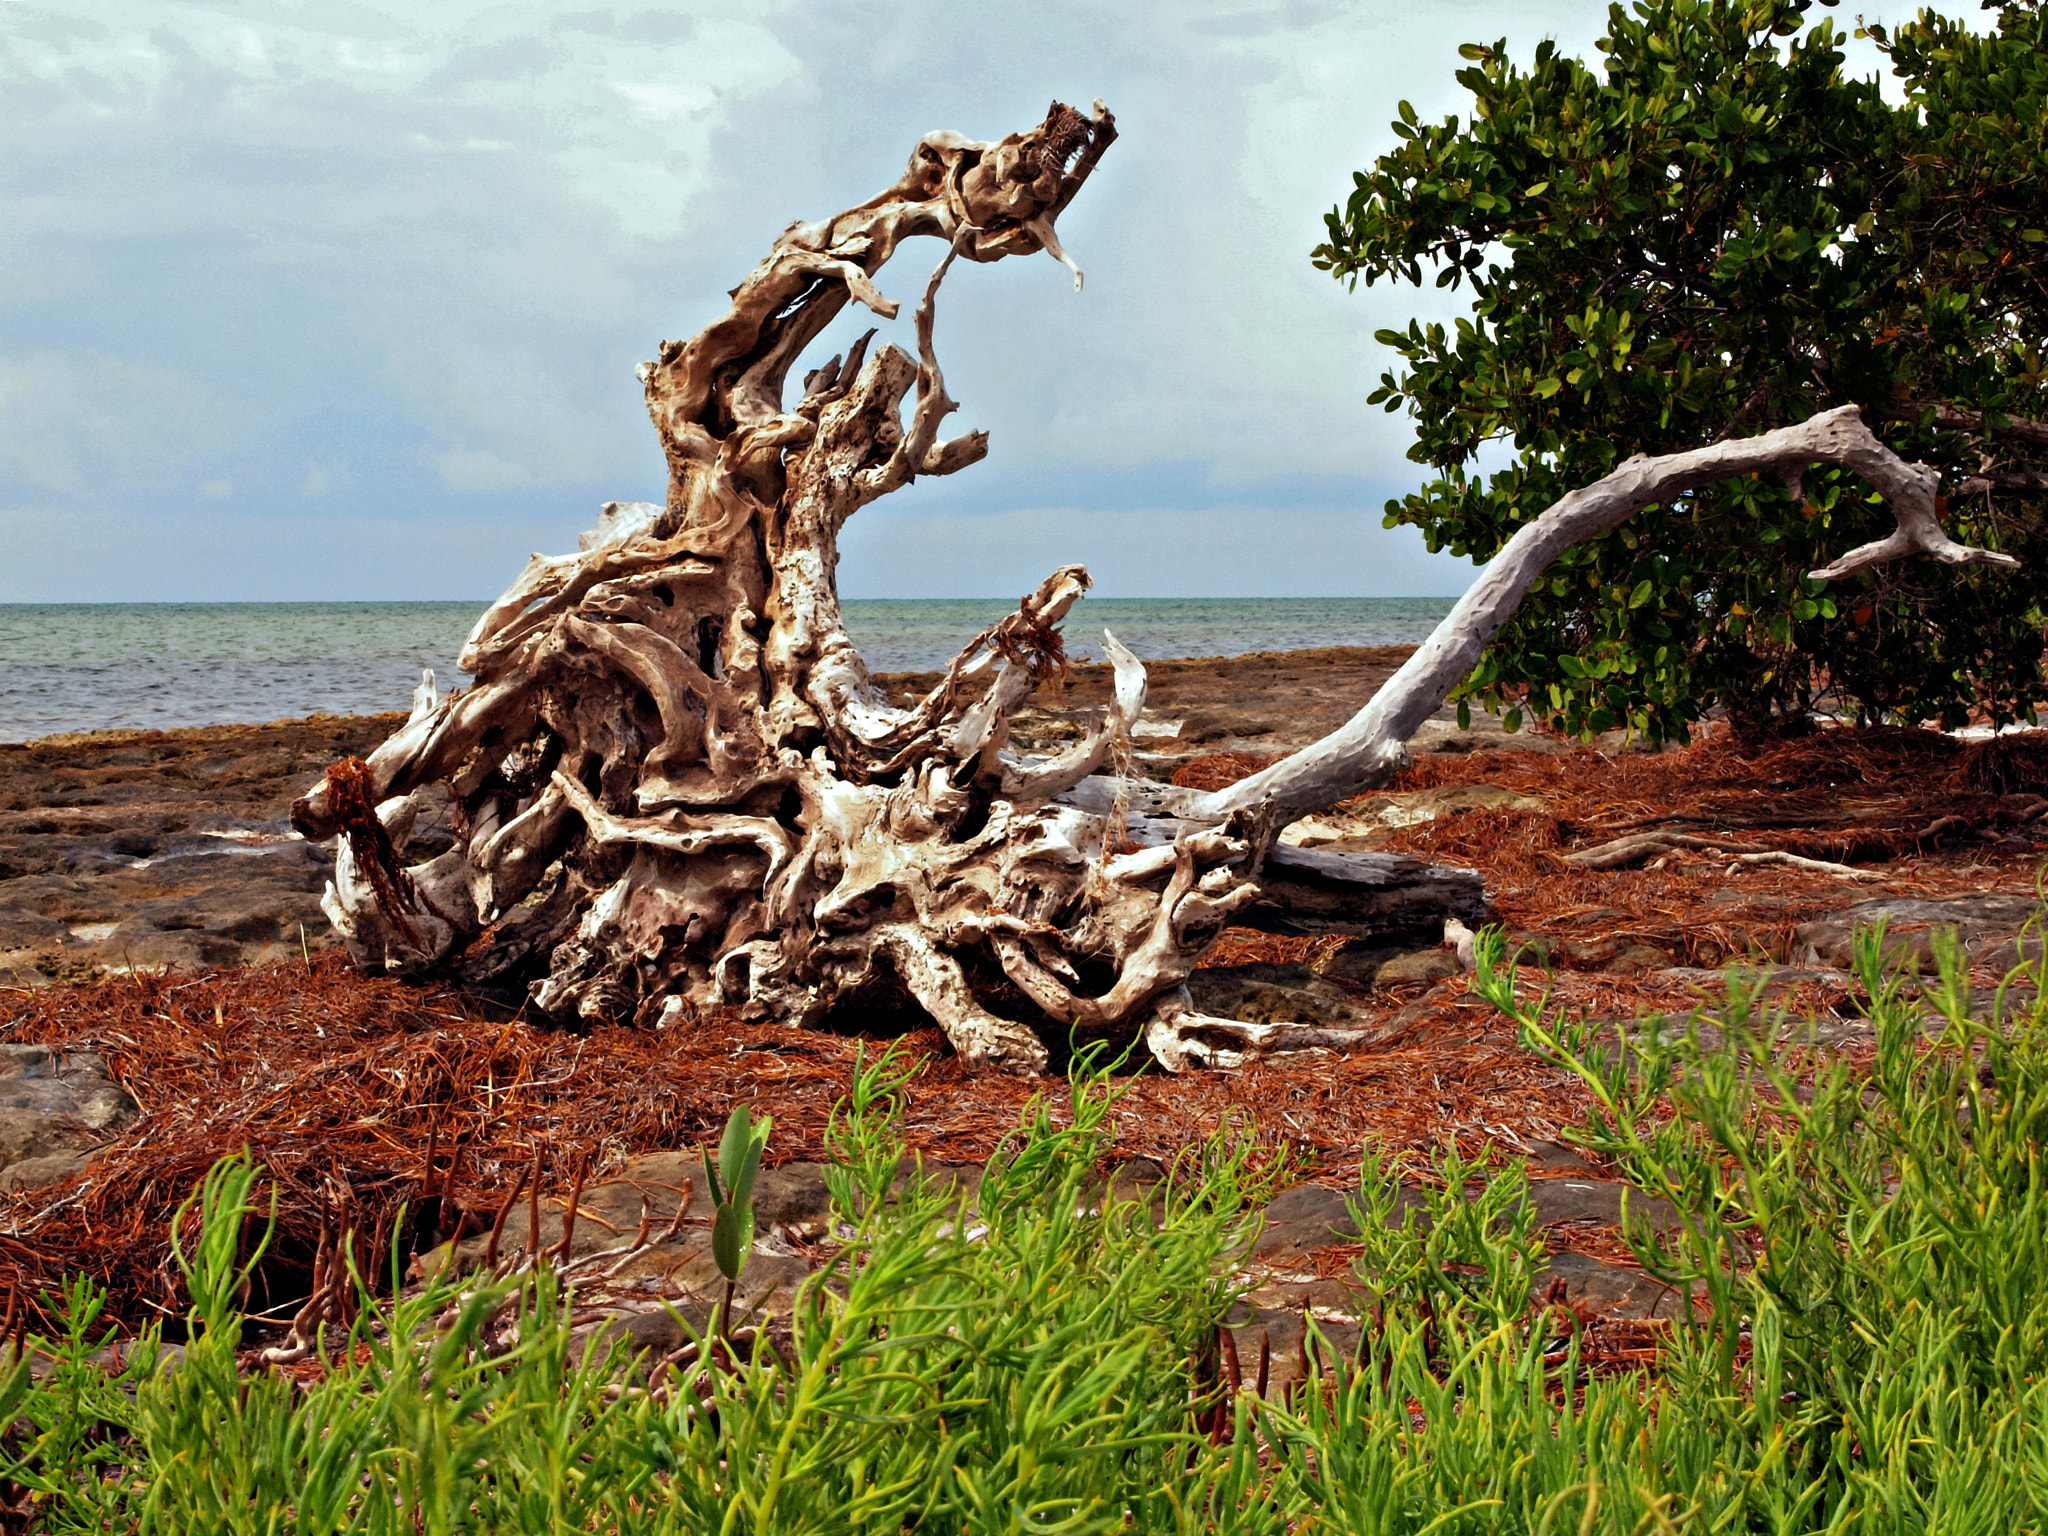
[0, 1, 1901, 603]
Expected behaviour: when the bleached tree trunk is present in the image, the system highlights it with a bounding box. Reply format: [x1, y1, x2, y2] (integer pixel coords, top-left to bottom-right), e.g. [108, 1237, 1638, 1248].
[292, 102, 2017, 1074]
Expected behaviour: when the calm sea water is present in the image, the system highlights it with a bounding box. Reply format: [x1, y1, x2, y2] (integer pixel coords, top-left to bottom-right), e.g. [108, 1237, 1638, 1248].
[0, 598, 1455, 743]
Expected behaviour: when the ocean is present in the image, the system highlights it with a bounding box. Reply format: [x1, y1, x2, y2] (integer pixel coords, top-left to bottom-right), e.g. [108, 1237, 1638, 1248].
[0, 598, 1455, 743]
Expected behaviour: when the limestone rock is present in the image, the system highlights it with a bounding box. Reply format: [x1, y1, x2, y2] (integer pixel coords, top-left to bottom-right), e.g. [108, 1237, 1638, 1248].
[1794, 893, 2044, 972]
[0, 714, 401, 985]
[1373, 949, 1461, 986]
[1185, 963, 1377, 1027]
[0, 1043, 138, 1189]
[1174, 708, 1277, 745]
[1538, 1251, 1673, 1319]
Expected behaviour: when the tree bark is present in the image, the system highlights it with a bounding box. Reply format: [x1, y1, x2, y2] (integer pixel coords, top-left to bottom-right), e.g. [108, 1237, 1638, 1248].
[293, 109, 2020, 1074]
[1888, 401, 2048, 449]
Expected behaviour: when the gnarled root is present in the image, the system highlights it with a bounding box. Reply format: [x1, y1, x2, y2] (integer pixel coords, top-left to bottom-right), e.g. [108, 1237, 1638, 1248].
[288, 105, 1308, 1071]
[297, 100, 2023, 1075]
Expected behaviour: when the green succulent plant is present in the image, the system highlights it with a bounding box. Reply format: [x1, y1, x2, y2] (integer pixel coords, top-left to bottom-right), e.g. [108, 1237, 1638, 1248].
[703, 1103, 772, 1330]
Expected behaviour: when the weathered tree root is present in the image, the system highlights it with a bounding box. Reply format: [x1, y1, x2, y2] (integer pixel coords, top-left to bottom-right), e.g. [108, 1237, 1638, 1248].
[294, 101, 2020, 1074]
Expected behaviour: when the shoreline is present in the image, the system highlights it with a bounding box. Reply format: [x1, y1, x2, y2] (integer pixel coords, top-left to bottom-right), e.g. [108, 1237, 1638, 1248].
[6, 642, 1425, 743]
[0, 601, 1466, 745]
[0, 642, 1553, 990]
[4, 643, 1441, 751]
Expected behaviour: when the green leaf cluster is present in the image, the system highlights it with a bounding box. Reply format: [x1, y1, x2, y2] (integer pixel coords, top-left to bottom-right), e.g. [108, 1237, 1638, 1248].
[1471, 912, 2048, 1528]
[1320, 0, 2048, 738]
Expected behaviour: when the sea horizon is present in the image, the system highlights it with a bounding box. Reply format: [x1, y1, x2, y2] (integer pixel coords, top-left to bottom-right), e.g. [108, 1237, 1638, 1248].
[0, 597, 1459, 743]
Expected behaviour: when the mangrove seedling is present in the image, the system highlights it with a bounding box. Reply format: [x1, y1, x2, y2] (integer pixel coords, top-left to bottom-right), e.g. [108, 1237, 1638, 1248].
[704, 1103, 772, 1335]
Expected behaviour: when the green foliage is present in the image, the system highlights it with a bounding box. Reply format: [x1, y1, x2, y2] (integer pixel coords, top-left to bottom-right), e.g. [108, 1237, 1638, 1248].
[1488, 916, 2048, 1398]
[16, 983, 2048, 1530]
[1473, 915, 2048, 1527]
[1348, 1138, 1544, 1334]
[4, 1048, 1288, 1533]
[705, 1103, 772, 1293]
[1319, 0, 2048, 738]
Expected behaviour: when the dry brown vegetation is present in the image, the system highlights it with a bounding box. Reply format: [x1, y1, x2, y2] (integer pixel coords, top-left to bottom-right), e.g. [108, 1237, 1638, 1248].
[3, 724, 2045, 1332]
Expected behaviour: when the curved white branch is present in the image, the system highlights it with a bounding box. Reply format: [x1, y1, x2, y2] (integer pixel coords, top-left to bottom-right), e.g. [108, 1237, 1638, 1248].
[992, 631, 1147, 805]
[1196, 405, 2019, 826]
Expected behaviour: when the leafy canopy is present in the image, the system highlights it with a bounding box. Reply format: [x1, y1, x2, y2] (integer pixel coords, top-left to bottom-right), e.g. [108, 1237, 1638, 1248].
[1321, 0, 2048, 738]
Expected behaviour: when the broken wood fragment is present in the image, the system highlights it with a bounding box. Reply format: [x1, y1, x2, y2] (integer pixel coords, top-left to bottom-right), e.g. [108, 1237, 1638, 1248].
[1565, 829, 1879, 880]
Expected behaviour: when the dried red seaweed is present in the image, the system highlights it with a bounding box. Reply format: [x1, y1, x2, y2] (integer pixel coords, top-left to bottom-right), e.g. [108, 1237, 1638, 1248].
[4, 724, 2041, 1332]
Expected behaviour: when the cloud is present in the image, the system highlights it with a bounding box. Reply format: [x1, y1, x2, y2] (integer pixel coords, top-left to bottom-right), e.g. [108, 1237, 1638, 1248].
[5, 0, 1860, 601]
[300, 462, 349, 498]
[0, 503, 543, 603]
[611, 79, 717, 122]
[430, 448, 536, 494]
[0, 348, 231, 497]
[836, 500, 1474, 600]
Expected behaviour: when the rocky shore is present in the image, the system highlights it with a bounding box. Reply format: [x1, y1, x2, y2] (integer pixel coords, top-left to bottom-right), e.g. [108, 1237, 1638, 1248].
[0, 647, 1518, 988]
[0, 713, 403, 984]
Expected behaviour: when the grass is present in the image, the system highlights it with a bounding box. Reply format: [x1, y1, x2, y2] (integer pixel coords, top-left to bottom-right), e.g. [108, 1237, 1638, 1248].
[2, 923, 2047, 1531]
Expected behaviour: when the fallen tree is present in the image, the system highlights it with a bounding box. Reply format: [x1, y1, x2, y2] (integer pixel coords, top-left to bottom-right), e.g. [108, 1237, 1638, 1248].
[291, 102, 2019, 1074]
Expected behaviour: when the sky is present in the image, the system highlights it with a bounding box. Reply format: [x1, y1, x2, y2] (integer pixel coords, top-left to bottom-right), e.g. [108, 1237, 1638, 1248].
[0, 0, 1905, 603]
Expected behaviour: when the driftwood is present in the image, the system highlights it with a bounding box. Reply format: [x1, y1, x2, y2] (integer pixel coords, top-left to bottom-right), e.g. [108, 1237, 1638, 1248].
[291, 105, 2019, 1073]
[1563, 831, 1879, 880]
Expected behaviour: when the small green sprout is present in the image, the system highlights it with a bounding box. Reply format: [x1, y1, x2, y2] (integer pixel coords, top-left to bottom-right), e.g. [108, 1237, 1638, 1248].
[703, 1103, 772, 1331]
